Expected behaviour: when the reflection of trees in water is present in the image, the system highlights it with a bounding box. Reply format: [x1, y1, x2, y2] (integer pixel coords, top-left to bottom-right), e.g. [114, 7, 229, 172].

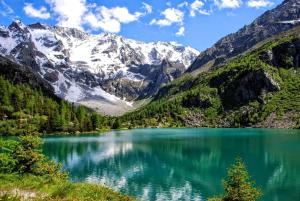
[42, 130, 300, 201]
[261, 133, 300, 201]
[43, 140, 100, 164]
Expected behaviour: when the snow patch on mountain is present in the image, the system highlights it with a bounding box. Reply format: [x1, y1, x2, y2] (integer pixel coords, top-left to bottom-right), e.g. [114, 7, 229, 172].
[279, 19, 300, 25]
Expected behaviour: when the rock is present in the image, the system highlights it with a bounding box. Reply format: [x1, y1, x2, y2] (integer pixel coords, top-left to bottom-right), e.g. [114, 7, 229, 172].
[217, 69, 280, 108]
[260, 38, 300, 69]
[44, 71, 59, 82]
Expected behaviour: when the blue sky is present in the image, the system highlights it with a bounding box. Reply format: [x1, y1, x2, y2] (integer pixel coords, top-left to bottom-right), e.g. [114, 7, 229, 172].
[0, 0, 283, 51]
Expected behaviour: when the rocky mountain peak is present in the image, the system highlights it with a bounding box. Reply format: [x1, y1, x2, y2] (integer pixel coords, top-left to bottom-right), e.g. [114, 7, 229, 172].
[29, 23, 47, 30]
[8, 20, 26, 30]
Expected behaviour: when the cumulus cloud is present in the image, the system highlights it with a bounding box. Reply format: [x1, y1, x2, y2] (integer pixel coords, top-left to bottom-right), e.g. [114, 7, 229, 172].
[84, 12, 120, 33]
[23, 3, 50, 19]
[44, 0, 148, 33]
[176, 26, 185, 36]
[84, 6, 144, 33]
[214, 0, 242, 9]
[150, 8, 184, 26]
[99, 6, 142, 23]
[46, 0, 87, 29]
[0, 0, 13, 17]
[247, 0, 274, 8]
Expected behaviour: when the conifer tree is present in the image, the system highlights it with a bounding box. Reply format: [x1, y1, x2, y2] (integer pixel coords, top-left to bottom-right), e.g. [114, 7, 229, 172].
[208, 157, 262, 201]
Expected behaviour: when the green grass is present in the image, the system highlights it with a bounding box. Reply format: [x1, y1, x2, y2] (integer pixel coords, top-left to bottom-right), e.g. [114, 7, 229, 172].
[0, 174, 135, 201]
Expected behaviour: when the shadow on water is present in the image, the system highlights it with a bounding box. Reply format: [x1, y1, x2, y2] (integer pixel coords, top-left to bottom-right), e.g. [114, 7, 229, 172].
[43, 128, 300, 201]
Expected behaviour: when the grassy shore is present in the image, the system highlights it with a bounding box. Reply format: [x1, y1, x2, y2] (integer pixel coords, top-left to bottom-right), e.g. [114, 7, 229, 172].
[0, 174, 134, 201]
[0, 136, 135, 201]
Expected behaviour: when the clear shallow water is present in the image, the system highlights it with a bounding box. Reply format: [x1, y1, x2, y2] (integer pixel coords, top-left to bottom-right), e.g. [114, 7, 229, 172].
[43, 128, 300, 201]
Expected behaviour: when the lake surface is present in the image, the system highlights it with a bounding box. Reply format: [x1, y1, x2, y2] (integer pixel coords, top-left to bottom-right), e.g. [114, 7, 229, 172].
[43, 128, 300, 201]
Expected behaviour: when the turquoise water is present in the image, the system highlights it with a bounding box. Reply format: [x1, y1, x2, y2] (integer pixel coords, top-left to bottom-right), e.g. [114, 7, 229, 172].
[43, 128, 300, 201]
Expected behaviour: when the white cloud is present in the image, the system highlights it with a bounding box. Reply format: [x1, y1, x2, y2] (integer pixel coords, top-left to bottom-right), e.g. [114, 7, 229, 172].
[199, 9, 211, 15]
[150, 8, 184, 27]
[84, 6, 143, 33]
[0, 0, 13, 17]
[214, 0, 242, 9]
[23, 3, 50, 19]
[176, 26, 185, 36]
[247, 0, 274, 8]
[142, 2, 152, 14]
[99, 6, 142, 23]
[45, 0, 147, 33]
[190, 0, 204, 17]
[46, 0, 87, 29]
[84, 12, 121, 33]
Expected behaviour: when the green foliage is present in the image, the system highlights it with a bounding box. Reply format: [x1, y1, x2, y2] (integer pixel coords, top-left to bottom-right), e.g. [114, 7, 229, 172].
[0, 136, 67, 179]
[0, 194, 21, 201]
[0, 76, 112, 135]
[0, 153, 16, 173]
[112, 119, 122, 129]
[208, 158, 262, 201]
[11, 136, 43, 174]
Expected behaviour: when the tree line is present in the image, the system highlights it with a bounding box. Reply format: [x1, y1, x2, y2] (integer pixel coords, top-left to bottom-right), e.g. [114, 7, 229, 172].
[0, 76, 121, 135]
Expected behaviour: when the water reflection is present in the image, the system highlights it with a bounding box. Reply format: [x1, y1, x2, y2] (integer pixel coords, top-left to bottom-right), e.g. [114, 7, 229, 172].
[43, 128, 300, 201]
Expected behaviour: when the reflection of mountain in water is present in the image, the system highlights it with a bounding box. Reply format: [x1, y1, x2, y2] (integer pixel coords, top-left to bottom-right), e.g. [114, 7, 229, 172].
[43, 129, 300, 201]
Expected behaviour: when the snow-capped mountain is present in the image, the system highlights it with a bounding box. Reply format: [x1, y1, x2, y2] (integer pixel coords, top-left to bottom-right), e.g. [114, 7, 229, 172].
[0, 20, 199, 115]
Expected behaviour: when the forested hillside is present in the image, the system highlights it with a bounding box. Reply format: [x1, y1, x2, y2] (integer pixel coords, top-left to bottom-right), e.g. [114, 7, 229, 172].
[0, 76, 115, 135]
[119, 27, 300, 129]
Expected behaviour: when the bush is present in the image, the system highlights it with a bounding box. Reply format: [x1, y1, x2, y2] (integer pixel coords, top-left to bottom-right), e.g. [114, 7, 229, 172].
[0, 153, 16, 173]
[11, 136, 43, 174]
[0, 136, 67, 178]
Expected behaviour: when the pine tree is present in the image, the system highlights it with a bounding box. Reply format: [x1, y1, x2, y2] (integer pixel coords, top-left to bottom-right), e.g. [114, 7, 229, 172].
[208, 157, 262, 201]
[91, 112, 100, 130]
[76, 106, 86, 131]
[112, 119, 121, 129]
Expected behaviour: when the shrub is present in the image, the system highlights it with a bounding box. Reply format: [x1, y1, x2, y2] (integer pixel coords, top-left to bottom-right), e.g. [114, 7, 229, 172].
[0, 153, 16, 173]
[0, 136, 67, 178]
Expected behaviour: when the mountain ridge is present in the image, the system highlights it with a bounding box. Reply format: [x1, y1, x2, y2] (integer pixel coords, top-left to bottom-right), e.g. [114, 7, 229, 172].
[187, 0, 300, 73]
[0, 20, 199, 115]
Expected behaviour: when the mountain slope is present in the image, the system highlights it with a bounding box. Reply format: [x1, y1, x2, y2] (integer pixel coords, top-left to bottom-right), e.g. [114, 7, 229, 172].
[187, 0, 300, 73]
[0, 21, 199, 115]
[0, 55, 55, 97]
[0, 73, 114, 135]
[119, 27, 300, 129]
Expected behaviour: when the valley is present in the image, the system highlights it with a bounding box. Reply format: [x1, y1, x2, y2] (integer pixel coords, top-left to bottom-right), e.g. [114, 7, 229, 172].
[1, 1, 300, 201]
[0, 1, 299, 123]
